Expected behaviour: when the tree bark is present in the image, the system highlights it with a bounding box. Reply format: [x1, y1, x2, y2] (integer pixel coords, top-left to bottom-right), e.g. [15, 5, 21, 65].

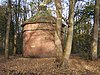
[5, 0, 12, 58]
[13, 0, 21, 55]
[24, 6, 27, 21]
[54, 0, 63, 62]
[63, 0, 75, 62]
[91, 0, 99, 60]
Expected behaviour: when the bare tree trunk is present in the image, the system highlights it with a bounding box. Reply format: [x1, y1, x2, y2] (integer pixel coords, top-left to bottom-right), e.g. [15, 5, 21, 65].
[3, 37, 5, 51]
[54, 0, 63, 62]
[13, 32, 17, 55]
[91, 0, 99, 60]
[13, 1, 17, 56]
[5, 0, 12, 58]
[13, 0, 21, 55]
[62, 0, 75, 63]
[24, 6, 27, 21]
[98, 0, 100, 54]
[98, 0, 100, 50]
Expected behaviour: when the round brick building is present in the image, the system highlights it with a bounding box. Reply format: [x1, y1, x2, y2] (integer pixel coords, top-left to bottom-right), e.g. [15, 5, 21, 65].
[22, 5, 56, 57]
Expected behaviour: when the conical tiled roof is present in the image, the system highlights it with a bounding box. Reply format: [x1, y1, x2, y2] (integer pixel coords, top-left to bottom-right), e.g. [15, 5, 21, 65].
[22, 5, 56, 26]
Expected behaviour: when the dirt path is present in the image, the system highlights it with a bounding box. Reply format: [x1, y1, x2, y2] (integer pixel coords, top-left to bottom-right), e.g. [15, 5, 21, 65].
[0, 55, 100, 75]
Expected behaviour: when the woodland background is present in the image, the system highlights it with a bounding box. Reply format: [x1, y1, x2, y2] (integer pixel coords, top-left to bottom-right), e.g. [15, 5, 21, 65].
[0, 0, 100, 74]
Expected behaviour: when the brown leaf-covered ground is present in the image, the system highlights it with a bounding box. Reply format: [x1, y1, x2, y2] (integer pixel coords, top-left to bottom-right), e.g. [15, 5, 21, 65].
[0, 55, 100, 75]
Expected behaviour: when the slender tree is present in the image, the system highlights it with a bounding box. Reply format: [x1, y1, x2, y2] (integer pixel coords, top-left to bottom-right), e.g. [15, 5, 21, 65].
[54, 0, 63, 62]
[23, 0, 27, 21]
[13, 0, 21, 55]
[91, 0, 99, 60]
[5, 0, 12, 58]
[62, 0, 75, 63]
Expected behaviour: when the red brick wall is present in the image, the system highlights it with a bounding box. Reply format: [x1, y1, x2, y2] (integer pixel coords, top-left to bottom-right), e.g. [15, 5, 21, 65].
[23, 23, 56, 57]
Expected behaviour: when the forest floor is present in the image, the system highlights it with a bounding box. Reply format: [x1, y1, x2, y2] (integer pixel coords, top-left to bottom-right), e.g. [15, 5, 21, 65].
[0, 55, 100, 75]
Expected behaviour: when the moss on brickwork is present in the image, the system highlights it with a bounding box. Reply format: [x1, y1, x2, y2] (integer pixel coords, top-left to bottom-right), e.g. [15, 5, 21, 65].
[22, 5, 56, 26]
